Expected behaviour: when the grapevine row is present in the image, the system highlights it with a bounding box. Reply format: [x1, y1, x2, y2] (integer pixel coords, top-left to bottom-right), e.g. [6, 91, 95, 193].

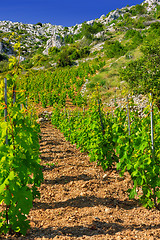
[0, 76, 43, 235]
[18, 58, 105, 107]
[51, 93, 160, 208]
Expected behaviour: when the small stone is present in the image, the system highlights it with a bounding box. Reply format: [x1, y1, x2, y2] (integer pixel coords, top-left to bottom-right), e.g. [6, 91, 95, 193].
[149, 237, 154, 240]
[80, 192, 86, 197]
[69, 181, 74, 186]
[43, 110, 48, 114]
[103, 173, 108, 179]
[36, 117, 45, 122]
[105, 207, 112, 213]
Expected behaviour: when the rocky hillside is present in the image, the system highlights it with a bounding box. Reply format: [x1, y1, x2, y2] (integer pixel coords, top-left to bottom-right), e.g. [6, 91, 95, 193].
[0, 0, 159, 58]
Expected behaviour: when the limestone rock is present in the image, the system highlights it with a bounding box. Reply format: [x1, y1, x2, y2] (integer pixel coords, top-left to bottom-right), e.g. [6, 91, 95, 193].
[43, 33, 62, 55]
[0, 42, 3, 53]
[143, 0, 160, 12]
[0, 41, 14, 55]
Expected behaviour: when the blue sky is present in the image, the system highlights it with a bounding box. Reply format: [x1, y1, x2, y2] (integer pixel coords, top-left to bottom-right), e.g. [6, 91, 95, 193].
[0, 0, 144, 27]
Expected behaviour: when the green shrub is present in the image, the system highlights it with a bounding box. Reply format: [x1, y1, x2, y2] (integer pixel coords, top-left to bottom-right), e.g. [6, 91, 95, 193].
[120, 39, 160, 107]
[124, 29, 138, 39]
[48, 46, 60, 56]
[134, 17, 145, 29]
[22, 59, 34, 69]
[92, 22, 104, 33]
[135, 4, 147, 15]
[64, 27, 69, 31]
[36, 22, 43, 27]
[0, 53, 8, 61]
[79, 46, 90, 58]
[69, 49, 80, 60]
[124, 30, 143, 50]
[118, 13, 136, 28]
[104, 40, 127, 58]
[57, 51, 72, 67]
[32, 54, 48, 66]
[64, 35, 74, 44]
[0, 60, 8, 72]
[156, 5, 160, 19]
[149, 22, 160, 36]
[129, 4, 146, 16]
[132, 31, 143, 45]
[80, 22, 103, 40]
[150, 21, 160, 30]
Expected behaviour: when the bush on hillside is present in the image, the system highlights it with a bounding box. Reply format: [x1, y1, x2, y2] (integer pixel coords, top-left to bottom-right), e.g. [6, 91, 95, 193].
[149, 21, 160, 36]
[134, 17, 146, 29]
[69, 49, 80, 60]
[22, 59, 34, 69]
[124, 29, 139, 39]
[55, 43, 91, 67]
[36, 22, 43, 27]
[0, 60, 8, 73]
[119, 39, 160, 109]
[129, 4, 147, 16]
[79, 46, 90, 58]
[92, 22, 104, 34]
[150, 21, 160, 30]
[104, 40, 127, 58]
[117, 13, 136, 28]
[155, 5, 160, 19]
[64, 35, 74, 44]
[57, 51, 72, 67]
[0, 53, 8, 61]
[48, 47, 60, 56]
[32, 54, 48, 66]
[124, 29, 143, 50]
[80, 22, 104, 40]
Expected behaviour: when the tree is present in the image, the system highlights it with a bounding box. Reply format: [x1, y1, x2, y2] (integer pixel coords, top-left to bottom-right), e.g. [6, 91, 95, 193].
[119, 39, 160, 109]
[104, 40, 127, 58]
[48, 47, 60, 56]
[0, 53, 8, 61]
[57, 51, 72, 67]
[36, 22, 43, 27]
[81, 23, 93, 39]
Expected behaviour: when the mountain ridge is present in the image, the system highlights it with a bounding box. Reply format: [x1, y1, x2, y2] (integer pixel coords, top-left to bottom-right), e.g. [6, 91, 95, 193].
[0, 0, 159, 65]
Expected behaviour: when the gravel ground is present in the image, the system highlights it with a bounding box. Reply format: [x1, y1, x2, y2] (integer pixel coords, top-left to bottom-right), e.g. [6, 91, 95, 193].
[1, 122, 160, 240]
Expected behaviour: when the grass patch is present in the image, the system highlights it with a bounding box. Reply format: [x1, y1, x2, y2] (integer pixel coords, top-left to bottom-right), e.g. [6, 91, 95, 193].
[87, 44, 142, 103]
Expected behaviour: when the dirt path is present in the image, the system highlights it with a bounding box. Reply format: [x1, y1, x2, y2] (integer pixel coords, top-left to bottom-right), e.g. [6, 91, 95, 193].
[2, 122, 160, 240]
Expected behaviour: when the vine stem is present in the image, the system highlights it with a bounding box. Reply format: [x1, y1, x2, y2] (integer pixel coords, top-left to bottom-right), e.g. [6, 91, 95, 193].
[4, 78, 8, 145]
[13, 85, 16, 105]
[98, 99, 105, 135]
[126, 95, 131, 137]
[150, 93, 157, 208]
[150, 93, 155, 161]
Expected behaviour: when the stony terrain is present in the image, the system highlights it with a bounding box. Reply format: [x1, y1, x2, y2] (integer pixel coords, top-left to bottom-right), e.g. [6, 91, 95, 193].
[0, 1, 160, 239]
[0, 0, 159, 57]
[1, 121, 160, 240]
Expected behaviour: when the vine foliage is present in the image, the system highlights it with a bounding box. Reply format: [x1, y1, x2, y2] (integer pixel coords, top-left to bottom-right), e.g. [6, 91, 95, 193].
[0, 76, 43, 234]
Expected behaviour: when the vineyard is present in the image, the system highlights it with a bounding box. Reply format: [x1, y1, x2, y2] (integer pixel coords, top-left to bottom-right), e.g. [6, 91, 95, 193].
[0, 36, 160, 239]
[18, 58, 105, 108]
[51, 91, 160, 209]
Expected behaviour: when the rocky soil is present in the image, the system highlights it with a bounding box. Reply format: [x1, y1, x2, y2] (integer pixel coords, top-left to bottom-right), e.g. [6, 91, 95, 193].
[1, 121, 160, 240]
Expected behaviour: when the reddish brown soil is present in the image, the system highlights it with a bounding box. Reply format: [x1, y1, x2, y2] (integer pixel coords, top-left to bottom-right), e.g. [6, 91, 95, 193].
[1, 122, 160, 240]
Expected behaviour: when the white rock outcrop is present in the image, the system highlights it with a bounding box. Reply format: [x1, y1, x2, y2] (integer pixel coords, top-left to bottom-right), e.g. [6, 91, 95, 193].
[0, 42, 3, 53]
[0, 0, 159, 57]
[0, 41, 14, 55]
[43, 33, 62, 55]
[143, 0, 160, 11]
